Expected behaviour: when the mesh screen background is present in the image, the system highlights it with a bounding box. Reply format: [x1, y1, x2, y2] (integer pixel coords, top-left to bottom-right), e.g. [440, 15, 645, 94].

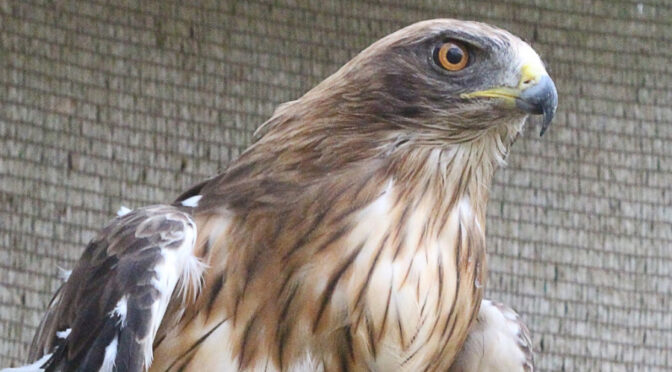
[1, 0, 670, 370]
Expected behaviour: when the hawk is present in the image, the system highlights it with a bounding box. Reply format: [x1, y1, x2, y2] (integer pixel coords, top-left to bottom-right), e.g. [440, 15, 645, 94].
[8, 19, 556, 371]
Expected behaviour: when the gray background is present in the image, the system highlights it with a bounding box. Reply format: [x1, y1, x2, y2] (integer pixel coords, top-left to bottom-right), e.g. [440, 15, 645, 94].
[1, 0, 670, 370]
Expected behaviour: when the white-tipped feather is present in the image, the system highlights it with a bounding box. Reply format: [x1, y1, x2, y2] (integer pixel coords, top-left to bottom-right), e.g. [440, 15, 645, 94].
[180, 195, 202, 208]
[110, 297, 128, 328]
[55, 328, 71, 339]
[99, 336, 118, 372]
[0, 353, 52, 372]
[56, 267, 72, 281]
[116, 206, 132, 217]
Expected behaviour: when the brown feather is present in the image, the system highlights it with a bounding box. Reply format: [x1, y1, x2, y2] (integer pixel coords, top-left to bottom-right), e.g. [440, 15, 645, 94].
[24, 19, 552, 372]
[150, 19, 537, 371]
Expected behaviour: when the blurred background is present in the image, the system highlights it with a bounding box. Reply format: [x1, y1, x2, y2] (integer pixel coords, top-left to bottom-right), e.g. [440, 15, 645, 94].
[1, 0, 670, 370]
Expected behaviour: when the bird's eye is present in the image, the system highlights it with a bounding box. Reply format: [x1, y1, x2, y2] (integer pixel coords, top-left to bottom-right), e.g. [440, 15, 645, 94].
[434, 42, 469, 71]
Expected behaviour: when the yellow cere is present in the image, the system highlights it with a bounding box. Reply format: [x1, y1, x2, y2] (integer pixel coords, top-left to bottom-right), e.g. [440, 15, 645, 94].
[518, 63, 546, 89]
[459, 63, 547, 105]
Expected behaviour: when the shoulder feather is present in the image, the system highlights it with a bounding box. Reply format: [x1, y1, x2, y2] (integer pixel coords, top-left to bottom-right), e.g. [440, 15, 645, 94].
[26, 205, 204, 372]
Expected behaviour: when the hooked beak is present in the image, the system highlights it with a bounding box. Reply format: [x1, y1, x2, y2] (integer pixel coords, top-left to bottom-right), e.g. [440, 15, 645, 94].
[515, 75, 558, 136]
[460, 64, 558, 136]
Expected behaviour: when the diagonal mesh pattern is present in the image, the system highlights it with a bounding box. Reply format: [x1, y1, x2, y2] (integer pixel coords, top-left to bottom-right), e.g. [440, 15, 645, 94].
[1, 1, 670, 370]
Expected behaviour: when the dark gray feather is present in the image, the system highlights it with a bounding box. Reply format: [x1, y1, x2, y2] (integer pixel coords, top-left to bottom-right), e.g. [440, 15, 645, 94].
[28, 205, 196, 372]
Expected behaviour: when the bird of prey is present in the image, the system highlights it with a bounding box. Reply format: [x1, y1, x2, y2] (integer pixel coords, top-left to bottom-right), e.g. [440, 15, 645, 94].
[9, 19, 557, 372]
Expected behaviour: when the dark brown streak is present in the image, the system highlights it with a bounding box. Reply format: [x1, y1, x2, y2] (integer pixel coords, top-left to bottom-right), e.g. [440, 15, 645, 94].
[155, 333, 167, 349]
[458, 166, 473, 198]
[351, 169, 377, 203]
[164, 317, 228, 372]
[431, 306, 460, 371]
[233, 295, 242, 325]
[353, 306, 366, 336]
[241, 250, 262, 300]
[269, 215, 286, 246]
[436, 149, 444, 180]
[475, 143, 487, 174]
[276, 325, 289, 371]
[277, 265, 297, 299]
[312, 243, 364, 332]
[467, 294, 480, 326]
[377, 281, 393, 342]
[338, 346, 349, 372]
[401, 347, 421, 367]
[330, 203, 368, 227]
[420, 286, 428, 316]
[425, 227, 459, 350]
[437, 197, 456, 238]
[439, 223, 463, 341]
[176, 269, 227, 331]
[205, 274, 225, 319]
[400, 310, 428, 369]
[353, 234, 388, 313]
[415, 222, 430, 256]
[238, 210, 250, 226]
[395, 301, 406, 350]
[284, 172, 370, 262]
[435, 233, 464, 363]
[442, 312, 459, 347]
[399, 255, 414, 290]
[176, 352, 196, 372]
[392, 204, 411, 260]
[435, 249, 444, 314]
[416, 276, 421, 302]
[343, 325, 355, 362]
[366, 314, 377, 358]
[455, 221, 463, 268]
[282, 204, 331, 260]
[314, 224, 350, 254]
[470, 228, 485, 298]
[457, 217, 468, 268]
[276, 282, 300, 369]
[435, 155, 459, 232]
[239, 310, 260, 369]
[279, 282, 299, 322]
[440, 277, 460, 341]
[409, 308, 427, 346]
[201, 239, 212, 259]
[463, 227, 471, 269]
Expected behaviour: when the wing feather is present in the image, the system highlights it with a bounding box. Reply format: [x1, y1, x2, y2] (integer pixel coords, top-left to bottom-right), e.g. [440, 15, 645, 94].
[25, 205, 203, 372]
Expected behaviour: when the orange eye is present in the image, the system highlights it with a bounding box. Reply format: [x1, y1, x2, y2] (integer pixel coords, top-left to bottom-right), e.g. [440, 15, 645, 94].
[435, 42, 469, 71]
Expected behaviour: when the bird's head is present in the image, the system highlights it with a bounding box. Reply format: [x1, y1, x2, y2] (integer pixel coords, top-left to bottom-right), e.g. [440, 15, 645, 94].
[275, 19, 557, 144]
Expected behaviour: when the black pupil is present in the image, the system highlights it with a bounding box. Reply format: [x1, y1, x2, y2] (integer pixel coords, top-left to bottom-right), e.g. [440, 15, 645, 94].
[446, 46, 463, 64]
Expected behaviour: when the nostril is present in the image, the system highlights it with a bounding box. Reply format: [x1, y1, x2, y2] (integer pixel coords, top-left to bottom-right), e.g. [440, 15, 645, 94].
[523, 79, 533, 85]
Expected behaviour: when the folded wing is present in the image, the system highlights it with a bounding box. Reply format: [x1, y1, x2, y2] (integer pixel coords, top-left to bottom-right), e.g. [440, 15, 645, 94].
[27, 205, 204, 372]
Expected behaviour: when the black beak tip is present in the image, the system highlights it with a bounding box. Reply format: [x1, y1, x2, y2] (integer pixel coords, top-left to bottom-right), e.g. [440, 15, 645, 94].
[539, 105, 557, 137]
[516, 75, 558, 137]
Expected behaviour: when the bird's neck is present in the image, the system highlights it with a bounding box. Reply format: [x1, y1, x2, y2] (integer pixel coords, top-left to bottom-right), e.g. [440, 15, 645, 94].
[242, 114, 522, 228]
[386, 127, 518, 230]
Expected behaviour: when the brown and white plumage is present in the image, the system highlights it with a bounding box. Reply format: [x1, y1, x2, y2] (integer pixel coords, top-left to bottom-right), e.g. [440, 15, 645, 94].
[23, 206, 204, 372]
[8, 19, 557, 372]
[449, 299, 535, 372]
